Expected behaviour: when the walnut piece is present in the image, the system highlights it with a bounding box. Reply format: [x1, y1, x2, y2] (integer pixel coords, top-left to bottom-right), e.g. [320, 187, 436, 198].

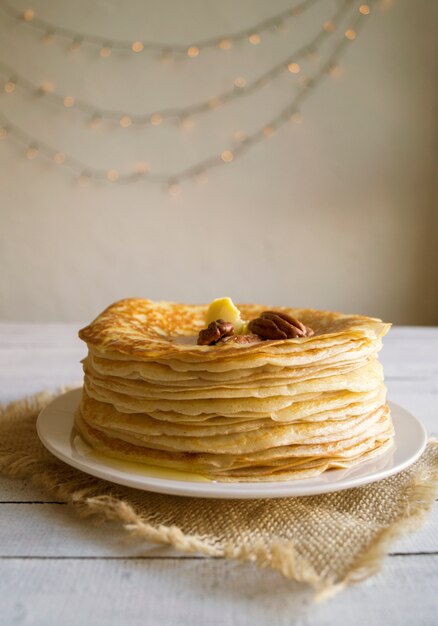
[197, 319, 235, 345]
[220, 333, 262, 344]
[247, 311, 314, 341]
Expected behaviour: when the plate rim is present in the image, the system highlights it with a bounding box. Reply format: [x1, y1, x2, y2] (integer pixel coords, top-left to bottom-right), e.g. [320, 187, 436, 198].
[36, 388, 428, 499]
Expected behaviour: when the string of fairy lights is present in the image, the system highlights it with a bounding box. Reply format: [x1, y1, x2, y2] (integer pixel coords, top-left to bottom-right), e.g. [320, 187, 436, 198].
[0, 0, 351, 129]
[0, 0, 321, 58]
[0, 1, 377, 192]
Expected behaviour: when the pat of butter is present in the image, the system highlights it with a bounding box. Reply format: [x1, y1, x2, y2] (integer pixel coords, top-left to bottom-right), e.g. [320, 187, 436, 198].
[206, 297, 244, 334]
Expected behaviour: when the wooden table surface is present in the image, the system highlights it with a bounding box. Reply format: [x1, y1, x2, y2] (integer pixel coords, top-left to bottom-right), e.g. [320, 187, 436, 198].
[0, 324, 437, 626]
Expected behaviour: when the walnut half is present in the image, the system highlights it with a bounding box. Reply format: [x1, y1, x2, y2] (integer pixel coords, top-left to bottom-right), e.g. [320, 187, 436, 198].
[247, 311, 314, 341]
[197, 319, 235, 345]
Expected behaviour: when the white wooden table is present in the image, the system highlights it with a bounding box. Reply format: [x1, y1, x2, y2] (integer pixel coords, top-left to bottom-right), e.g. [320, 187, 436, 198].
[0, 324, 437, 626]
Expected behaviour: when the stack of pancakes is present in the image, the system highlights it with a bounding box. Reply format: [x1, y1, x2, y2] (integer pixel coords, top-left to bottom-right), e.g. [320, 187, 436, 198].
[75, 299, 393, 482]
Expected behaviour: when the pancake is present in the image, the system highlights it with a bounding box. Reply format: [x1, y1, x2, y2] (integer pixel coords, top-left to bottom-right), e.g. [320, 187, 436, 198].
[76, 298, 393, 481]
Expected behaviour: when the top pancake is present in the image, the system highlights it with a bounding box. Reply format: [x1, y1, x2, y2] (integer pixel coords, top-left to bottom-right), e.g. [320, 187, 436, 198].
[79, 299, 390, 361]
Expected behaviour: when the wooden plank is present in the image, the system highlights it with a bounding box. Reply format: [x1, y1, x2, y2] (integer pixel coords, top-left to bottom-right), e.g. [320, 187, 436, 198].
[0, 502, 436, 558]
[0, 555, 437, 626]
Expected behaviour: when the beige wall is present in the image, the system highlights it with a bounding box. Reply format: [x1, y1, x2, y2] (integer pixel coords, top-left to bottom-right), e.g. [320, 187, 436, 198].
[0, 0, 437, 324]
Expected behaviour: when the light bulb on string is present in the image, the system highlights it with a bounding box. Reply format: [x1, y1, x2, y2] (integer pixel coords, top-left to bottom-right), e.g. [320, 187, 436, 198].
[345, 29, 357, 41]
[63, 96, 75, 108]
[168, 181, 181, 196]
[187, 46, 200, 58]
[131, 41, 144, 53]
[263, 126, 275, 138]
[26, 145, 39, 160]
[359, 5, 371, 15]
[107, 169, 119, 182]
[221, 150, 234, 163]
[288, 62, 300, 74]
[120, 115, 132, 128]
[234, 77, 246, 89]
[22, 9, 34, 22]
[100, 45, 112, 57]
[323, 21, 336, 32]
[150, 114, 163, 126]
[218, 39, 232, 50]
[4, 81, 16, 93]
[248, 33, 261, 45]
[0, 127, 8, 140]
[135, 161, 149, 175]
[53, 152, 66, 164]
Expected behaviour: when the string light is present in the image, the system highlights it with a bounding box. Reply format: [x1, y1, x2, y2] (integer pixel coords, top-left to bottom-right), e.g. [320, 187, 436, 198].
[221, 150, 234, 163]
[345, 29, 357, 40]
[290, 111, 302, 123]
[150, 114, 162, 126]
[0, 0, 376, 189]
[4, 80, 15, 93]
[39, 80, 55, 94]
[0, 0, 351, 130]
[89, 114, 102, 128]
[323, 21, 336, 32]
[21, 8, 34, 22]
[248, 33, 261, 45]
[42, 31, 54, 45]
[53, 151, 66, 164]
[63, 95, 75, 107]
[119, 115, 132, 128]
[168, 182, 181, 196]
[0, 126, 8, 139]
[234, 77, 246, 89]
[26, 145, 39, 159]
[131, 41, 144, 53]
[99, 45, 111, 58]
[135, 161, 149, 175]
[328, 63, 342, 78]
[1, 0, 320, 58]
[359, 4, 370, 15]
[187, 46, 200, 58]
[106, 169, 119, 182]
[288, 62, 301, 74]
[218, 39, 232, 50]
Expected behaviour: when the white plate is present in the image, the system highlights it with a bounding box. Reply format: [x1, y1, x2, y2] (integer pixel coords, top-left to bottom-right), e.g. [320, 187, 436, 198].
[36, 389, 427, 499]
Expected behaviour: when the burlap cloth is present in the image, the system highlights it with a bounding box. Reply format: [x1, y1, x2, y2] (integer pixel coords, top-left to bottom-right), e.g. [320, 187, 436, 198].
[1, 389, 437, 600]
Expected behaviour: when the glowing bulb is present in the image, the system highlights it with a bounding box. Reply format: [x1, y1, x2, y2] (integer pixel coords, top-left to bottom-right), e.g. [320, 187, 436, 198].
[248, 33, 261, 45]
[0, 127, 8, 140]
[42, 32, 54, 45]
[22, 9, 34, 22]
[89, 115, 102, 129]
[168, 182, 181, 196]
[70, 38, 82, 52]
[208, 98, 222, 110]
[359, 4, 370, 15]
[78, 172, 91, 186]
[263, 126, 275, 138]
[234, 77, 246, 88]
[290, 111, 302, 123]
[53, 152, 66, 164]
[4, 81, 16, 94]
[180, 116, 194, 131]
[63, 96, 75, 108]
[187, 46, 200, 58]
[221, 150, 234, 163]
[26, 145, 39, 160]
[120, 115, 132, 128]
[288, 62, 300, 74]
[234, 130, 248, 144]
[195, 171, 208, 184]
[39, 81, 55, 94]
[345, 29, 357, 40]
[150, 114, 162, 126]
[100, 45, 111, 57]
[132, 41, 144, 52]
[328, 63, 342, 78]
[218, 39, 232, 50]
[135, 161, 149, 175]
[107, 169, 119, 182]
[323, 21, 336, 32]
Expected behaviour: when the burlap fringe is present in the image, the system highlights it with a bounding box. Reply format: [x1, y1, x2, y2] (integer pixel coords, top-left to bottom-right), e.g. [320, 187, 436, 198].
[1, 389, 437, 601]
